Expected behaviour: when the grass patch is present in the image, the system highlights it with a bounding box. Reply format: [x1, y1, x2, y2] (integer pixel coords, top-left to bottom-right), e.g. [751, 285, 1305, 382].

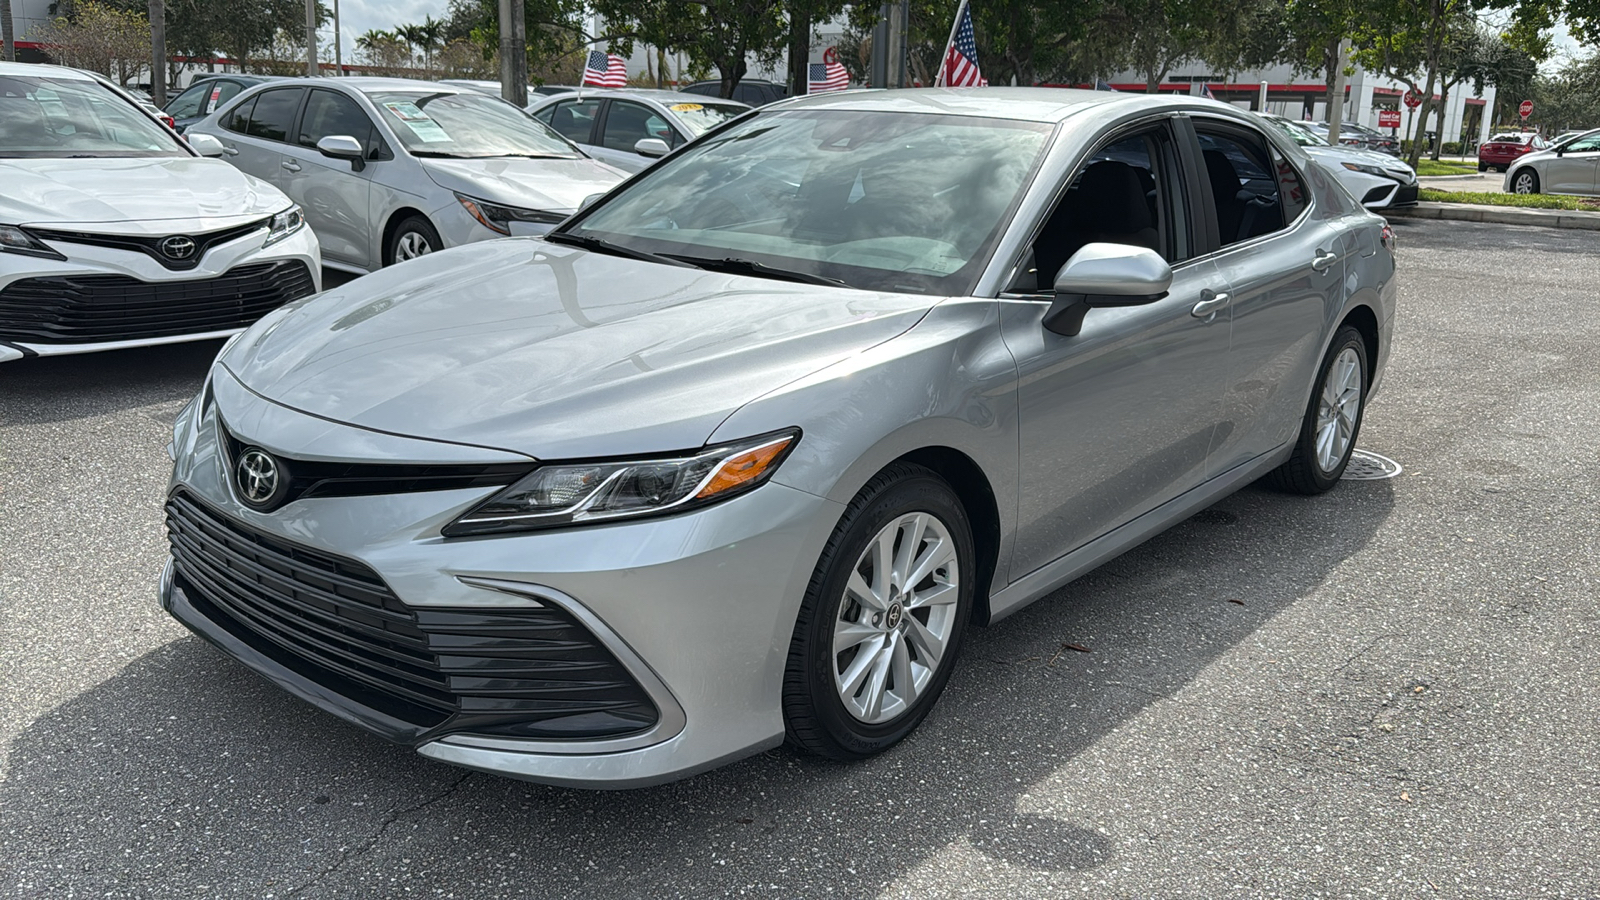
[1418, 188, 1600, 211]
[1414, 160, 1479, 176]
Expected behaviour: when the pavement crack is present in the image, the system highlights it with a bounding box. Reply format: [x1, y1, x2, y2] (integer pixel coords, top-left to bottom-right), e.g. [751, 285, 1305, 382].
[286, 772, 472, 896]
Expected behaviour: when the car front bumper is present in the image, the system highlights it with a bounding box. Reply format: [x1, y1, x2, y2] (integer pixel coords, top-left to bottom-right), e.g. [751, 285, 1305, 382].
[161, 369, 843, 788]
[0, 224, 320, 362]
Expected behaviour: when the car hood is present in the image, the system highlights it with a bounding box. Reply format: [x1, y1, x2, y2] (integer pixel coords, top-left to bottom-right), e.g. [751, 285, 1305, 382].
[1304, 145, 1413, 174]
[221, 240, 939, 459]
[0, 157, 288, 228]
[418, 157, 628, 214]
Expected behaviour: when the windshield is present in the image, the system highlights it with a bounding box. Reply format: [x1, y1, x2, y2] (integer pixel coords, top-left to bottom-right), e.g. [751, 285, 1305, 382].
[365, 90, 580, 158]
[1266, 118, 1326, 147]
[662, 100, 746, 137]
[0, 74, 186, 159]
[564, 109, 1053, 294]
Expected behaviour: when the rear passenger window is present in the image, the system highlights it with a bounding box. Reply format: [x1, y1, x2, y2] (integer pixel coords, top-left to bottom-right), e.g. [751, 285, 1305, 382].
[223, 96, 256, 134]
[1197, 128, 1285, 245]
[244, 89, 301, 143]
[1271, 145, 1307, 222]
[545, 99, 598, 142]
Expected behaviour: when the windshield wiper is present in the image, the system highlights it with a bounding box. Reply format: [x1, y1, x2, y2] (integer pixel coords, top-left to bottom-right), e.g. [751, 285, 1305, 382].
[542, 231, 695, 267]
[662, 254, 848, 287]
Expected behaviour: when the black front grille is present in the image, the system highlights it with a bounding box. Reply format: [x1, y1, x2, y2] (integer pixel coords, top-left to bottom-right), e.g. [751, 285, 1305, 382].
[1390, 184, 1419, 207]
[0, 260, 315, 344]
[165, 491, 659, 742]
[31, 219, 268, 271]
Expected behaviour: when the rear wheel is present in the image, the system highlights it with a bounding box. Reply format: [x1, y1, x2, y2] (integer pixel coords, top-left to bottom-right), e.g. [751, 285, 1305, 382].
[782, 464, 974, 760]
[1477, 162, 1488, 172]
[1267, 326, 1369, 495]
[1512, 169, 1539, 194]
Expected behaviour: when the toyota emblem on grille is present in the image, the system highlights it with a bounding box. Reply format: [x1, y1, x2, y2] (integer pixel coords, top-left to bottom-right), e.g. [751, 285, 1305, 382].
[160, 235, 197, 260]
[235, 448, 284, 508]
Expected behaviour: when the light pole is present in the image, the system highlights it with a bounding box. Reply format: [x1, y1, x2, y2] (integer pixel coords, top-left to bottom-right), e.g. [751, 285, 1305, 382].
[305, 0, 318, 77]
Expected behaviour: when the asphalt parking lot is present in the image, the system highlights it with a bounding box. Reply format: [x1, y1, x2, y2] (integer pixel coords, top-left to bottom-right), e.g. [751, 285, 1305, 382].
[3, 220, 1598, 899]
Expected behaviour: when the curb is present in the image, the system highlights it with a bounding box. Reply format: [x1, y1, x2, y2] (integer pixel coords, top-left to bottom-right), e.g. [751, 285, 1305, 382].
[1416, 173, 1491, 181]
[1385, 201, 1600, 231]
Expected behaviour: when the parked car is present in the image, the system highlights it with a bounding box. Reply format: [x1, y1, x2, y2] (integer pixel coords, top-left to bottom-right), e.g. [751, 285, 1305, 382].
[160, 87, 1396, 788]
[1504, 127, 1600, 195]
[1478, 132, 1548, 172]
[681, 78, 788, 106]
[0, 62, 319, 364]
[1339, 121, 1401, 156]
[528, 88, 750, 172]
[165, 75, 277, 133]
[1297, 120, 1373, 152]
[437, 79, 579, 99]
[1259, 114, 1418, 208]
[1552, 130, 1587, 145]
[187, 77, 627, 274]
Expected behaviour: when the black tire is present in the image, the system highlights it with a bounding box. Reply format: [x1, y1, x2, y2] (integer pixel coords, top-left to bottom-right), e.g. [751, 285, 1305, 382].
[384, 215, 442, 266]
[1267, 325, 1369, 495]
[1511, 168, 1539, 194]
[1477, 162, 1488, 172]
[782, 463, 975, 760]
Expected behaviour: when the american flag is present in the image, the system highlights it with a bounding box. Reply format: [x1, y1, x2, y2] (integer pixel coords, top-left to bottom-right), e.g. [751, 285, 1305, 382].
[582, 51, 628, 88]
[808, 56, 849, 93]
[1093, 78, 1118, 91]
[937, 1, 983, 88]
[1201, 83, 1216, 100]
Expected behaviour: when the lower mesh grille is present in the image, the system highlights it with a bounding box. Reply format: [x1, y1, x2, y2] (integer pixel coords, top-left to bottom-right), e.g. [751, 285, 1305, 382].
[165, 491, 659, 741]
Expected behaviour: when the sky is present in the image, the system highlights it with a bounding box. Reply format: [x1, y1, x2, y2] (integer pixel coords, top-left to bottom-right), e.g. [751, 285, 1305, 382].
[325, 0, 448, 59]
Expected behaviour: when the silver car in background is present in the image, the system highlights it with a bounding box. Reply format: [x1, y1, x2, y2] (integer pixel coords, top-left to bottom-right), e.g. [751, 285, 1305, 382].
[1505, 128, 1600, 195]
[187, 77, 626, 273]
[528, 88, 750, 172]
[1260, 114, 1418, 209]
[161, 89, 1396, 788]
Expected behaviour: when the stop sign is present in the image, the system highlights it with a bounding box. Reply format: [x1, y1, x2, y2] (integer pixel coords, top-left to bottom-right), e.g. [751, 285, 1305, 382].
[1378, 109, 1401, 128]
[1403, 90, 1422, 109]
[1520, 100, 1533, 119]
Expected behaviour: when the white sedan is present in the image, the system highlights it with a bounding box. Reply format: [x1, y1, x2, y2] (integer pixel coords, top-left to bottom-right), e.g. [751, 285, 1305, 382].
[0, 63, 320, 363]
[1258, 114, 1419, 209]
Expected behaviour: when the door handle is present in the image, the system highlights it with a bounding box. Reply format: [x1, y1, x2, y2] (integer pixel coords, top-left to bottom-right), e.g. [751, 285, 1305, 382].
[222, 145, 239, 156]
[1311, 248, 1337, 272]
[1191, 290, 1230, 319]
[281, 160, 302, 172]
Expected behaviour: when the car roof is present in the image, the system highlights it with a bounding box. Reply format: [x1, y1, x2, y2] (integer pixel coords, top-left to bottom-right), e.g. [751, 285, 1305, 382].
[0, 61, 98, 80]
[532, 87, 749, 107]
[769, 87, 1162, 124]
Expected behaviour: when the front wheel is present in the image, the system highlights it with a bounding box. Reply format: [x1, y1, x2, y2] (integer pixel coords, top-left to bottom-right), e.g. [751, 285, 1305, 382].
[782, 464, 975, 760]
[1267, 326, 1369, 495]
[385, 215, 442, 266]
[1512, 169, 1539, 194]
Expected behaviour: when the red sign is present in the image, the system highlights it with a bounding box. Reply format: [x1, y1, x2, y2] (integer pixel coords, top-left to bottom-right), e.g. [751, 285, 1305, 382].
[1378, 109, 1401, 128]
[1519, 100, 1533, 119]
[1403, 90, 1423, 109]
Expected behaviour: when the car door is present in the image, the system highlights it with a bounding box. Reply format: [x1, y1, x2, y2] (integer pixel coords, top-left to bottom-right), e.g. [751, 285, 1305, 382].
[1192, 117, 1352, 475]
[534, 98, 602, 156]
[592, 100, 682, 173]
[1000, 119, 1236, 578]
[1545, 134, 1600, 194]
[278, 88, 381, 268]
[214, 87, 304, 190]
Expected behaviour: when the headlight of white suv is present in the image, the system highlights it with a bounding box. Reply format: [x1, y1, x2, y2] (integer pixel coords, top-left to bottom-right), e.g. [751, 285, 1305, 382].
[444, 429, 799, 537]
[263, 206, 305, 246]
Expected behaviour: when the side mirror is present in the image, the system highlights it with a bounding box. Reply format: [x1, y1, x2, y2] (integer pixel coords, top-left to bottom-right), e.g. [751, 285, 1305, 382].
[634, 137, 671, 158]
[186, 132, 226, 157]
[1043, 243, 1173, 337]
[316, 134, 366, 171]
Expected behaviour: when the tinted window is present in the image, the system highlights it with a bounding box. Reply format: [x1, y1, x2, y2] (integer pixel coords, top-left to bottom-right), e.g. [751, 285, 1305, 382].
[165, 83, 208, 119]
[245, 89, 301, 142]
[298, 89, 375, 153]
[1012, 127, 1184, 293]
[205, 80, 243, 114]
[601, 100, 675, 152]
[1568, 135, 1600, 152]
[544, 99, 598, 142]
[223, 95, 256, 134]
[1198, 128, 1285, 246]
[1271, 145, 1308, 223]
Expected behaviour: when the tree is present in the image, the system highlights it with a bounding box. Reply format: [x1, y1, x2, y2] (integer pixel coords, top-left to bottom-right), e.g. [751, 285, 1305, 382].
[3, 0, 16, 62]
[30, 0, 150, 83]
[1355, 0, 1479, 167]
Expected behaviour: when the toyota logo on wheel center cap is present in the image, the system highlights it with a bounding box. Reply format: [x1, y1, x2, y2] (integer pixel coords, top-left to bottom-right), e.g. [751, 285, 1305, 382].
[235, 448, 285, 508]
[160, 236, 197, 260]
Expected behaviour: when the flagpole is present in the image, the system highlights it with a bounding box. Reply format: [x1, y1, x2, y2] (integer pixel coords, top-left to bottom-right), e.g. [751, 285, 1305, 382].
[935, 0, 969, 87]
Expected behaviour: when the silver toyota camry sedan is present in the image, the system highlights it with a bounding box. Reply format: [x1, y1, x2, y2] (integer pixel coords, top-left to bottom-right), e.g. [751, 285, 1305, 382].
[161, 88, 1397, 789]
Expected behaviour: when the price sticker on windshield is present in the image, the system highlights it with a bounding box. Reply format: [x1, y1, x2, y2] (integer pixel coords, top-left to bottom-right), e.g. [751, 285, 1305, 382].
[670, 103, 704, 112]
[383, 101, 452, 143]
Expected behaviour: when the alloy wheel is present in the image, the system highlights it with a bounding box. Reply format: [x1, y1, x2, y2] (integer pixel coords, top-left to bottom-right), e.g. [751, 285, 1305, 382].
[831, 512, 961, 724]
[396, 231, 434, 260]
[1514, 172, 1536, 194]
[1314, 347, 1363, 473]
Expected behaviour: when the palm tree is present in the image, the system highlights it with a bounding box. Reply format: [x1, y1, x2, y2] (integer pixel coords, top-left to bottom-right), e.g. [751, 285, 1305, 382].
[396, 23, 426, 72]
[416, 16, 443, 74]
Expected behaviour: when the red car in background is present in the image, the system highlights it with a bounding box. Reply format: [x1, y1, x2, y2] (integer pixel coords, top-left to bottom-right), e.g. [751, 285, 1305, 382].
[1479, 132, 1549, 172]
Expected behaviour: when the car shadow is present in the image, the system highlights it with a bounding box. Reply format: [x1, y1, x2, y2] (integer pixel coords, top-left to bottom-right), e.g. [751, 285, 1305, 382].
[0, 477, 1394, 896]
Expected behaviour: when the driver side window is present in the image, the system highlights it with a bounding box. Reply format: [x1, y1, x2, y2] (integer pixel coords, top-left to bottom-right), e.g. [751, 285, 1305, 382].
[1009, 124, 1187, 294]
[1569, 135, 1600, 152]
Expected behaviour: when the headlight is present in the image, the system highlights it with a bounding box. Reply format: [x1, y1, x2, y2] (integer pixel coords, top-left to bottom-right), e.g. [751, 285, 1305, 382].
[1341, 162, 1392, 178]
[456, 193, 568, 236]
[443, 429, 799, 537]
[0, 224, 66, 260]
[263, 206, 305, 246]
